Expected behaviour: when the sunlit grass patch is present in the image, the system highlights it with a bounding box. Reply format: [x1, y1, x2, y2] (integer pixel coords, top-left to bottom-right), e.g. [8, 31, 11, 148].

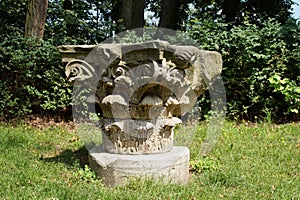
[0, 121, 299, 199]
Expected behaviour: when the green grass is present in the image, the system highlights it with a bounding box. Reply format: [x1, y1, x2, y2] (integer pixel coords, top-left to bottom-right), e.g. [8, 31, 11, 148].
[0, 121, 299, 199]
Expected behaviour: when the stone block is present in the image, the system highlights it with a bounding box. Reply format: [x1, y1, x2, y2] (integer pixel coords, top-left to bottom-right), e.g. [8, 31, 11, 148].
[88, 146, 190, 186]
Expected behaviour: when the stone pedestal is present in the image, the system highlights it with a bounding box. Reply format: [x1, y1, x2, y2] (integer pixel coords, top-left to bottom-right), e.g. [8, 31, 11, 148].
[88, 146, 190, 186]
[58, 41, 223, 186]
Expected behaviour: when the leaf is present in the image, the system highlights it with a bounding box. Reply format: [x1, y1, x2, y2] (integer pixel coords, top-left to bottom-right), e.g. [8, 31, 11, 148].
[294, 87, 300, 94]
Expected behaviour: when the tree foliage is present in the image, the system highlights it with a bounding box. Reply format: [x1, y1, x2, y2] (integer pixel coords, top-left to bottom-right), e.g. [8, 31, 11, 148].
[190, 0, 294, 25]
[188, 18, 300, 122]
[0, 38, 72, 118]
[0, 0, 299, 121]
[0, 0, 27, 38]
[45, 0, 113, 45]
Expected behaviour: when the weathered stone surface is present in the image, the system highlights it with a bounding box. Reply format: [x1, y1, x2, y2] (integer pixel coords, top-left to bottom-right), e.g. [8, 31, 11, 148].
[59, 40, 223, 186]
[100, 118, 180, 154]
[58, 45, 95, 63]
[88, 146, 190, 186]
[58, 41, 222, 155]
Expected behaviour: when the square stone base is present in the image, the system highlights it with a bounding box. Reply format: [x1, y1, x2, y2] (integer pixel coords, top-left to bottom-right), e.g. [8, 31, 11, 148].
[88, 146, 190, 186]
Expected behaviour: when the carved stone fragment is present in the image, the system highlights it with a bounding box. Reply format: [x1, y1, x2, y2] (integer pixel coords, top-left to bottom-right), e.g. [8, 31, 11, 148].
[58, 41, 222, 155]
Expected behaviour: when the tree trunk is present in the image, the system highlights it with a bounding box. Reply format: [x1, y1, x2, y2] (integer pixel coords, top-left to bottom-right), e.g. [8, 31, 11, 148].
[158, 0, 181, 30]
[222, 0, 241, 22]
[24, 0, 48, 39]
[112, 0, 144, 34]
[62, 0, 74, 37]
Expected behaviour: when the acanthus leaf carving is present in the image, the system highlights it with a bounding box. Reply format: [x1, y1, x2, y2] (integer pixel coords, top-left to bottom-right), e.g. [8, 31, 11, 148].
[59, 41, 222, 155]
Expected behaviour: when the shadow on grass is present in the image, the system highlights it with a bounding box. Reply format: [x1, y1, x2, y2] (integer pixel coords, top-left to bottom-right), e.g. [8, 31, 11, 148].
[42, 147, 89, 168]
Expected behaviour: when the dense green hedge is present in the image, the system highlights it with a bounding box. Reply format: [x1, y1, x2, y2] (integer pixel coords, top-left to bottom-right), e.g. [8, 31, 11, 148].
[0, 37, 72, 119]
[0, 18, 299, 122]
[188, 18, 300, 122]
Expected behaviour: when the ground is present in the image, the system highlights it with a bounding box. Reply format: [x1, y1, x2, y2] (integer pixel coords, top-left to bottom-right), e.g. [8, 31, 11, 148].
[0, 119, 299, 199]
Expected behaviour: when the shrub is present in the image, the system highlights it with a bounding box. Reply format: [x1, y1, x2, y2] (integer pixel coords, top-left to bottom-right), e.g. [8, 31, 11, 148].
[0, 37, 72, 119]
[188, 18, 300, 122]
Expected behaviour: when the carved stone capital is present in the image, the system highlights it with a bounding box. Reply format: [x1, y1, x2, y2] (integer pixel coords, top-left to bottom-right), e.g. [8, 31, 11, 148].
[58, 41, 222, 154]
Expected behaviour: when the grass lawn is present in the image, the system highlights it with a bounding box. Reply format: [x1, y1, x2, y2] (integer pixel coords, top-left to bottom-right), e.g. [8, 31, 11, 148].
[0, 121, 299, 199]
